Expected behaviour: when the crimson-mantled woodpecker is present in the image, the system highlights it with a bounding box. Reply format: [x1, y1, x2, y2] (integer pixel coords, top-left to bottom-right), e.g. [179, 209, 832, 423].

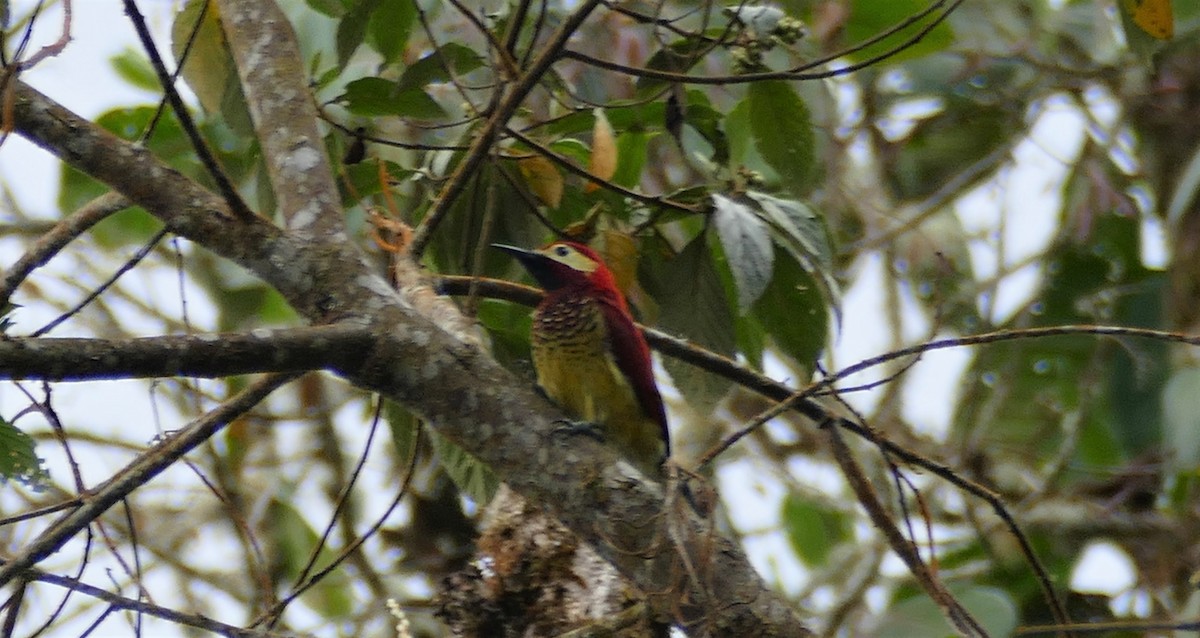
[495, 241, 669, 478]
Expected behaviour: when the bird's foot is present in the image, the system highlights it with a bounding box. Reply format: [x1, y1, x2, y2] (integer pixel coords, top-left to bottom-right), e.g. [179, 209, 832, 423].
[551, 419, 606, 443]
[665, 460, 717, 516]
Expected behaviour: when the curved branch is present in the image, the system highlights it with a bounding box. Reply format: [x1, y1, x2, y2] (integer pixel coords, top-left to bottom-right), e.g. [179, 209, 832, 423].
[560, 0, 966, 85]
[825, 422, 987, 637]
[0, 191, 130, 310]
[18, 566, 292, 638]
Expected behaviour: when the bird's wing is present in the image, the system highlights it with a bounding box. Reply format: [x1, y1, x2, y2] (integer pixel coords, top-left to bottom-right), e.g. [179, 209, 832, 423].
[597, 298, 670, 454]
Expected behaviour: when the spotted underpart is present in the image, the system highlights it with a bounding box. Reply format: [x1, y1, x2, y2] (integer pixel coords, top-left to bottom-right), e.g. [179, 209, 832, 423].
[531, 293, 666, 477]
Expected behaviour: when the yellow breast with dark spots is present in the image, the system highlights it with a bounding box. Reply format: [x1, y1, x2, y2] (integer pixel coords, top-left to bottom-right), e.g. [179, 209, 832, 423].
[531, 296, 664, 476]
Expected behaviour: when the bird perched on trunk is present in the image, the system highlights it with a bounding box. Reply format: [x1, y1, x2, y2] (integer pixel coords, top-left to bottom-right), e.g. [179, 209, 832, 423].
[494, 241, 669, 479]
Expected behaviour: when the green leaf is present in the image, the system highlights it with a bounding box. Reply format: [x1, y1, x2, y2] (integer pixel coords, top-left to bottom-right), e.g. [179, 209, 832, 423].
[0, 417, 47, 490]
[752, 253, 828, 370]
[743, 191, 840, 320]
[366, 0, 415, 63]
[641, 235, 737, 410]
[172, 0, 254, 135]
[548, 138, 590, 166]
[781, 494, 850, 567]
[642, 235, 736, 357]
[336, 0, 381, 67]
[109, 48, 160, 92]
[844, 0, 954, 64]
[265, 499, 353, 617]
[305, 0, 348, 17]
[383, 400, 420, 466]
[613, 130, 651, 189]
[711, 193, 775, 313]
[339, 77, 446, 119]
[431, 432, 499, 504]
[747, 81, 815, 195]
[396, 43, 485, 93]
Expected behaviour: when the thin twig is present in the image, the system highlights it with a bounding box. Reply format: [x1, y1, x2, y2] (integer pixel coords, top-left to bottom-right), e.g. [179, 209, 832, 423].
[562, 0, 967, 85]
[823, 419, 988, 637]
[0, 374, 297, 588]
[0, 192, 130, 310]
[252, 421, 423, 629]
[31, 228, 170, 337]
[122, 0, 254, 221]
[408, 0, 606, 258]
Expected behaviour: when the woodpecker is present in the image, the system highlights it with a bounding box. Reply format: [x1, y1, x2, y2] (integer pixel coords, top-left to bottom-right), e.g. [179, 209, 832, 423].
[495, 241, 669, 478]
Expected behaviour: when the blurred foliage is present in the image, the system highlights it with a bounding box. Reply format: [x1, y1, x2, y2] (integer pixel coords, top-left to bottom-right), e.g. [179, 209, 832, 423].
[3, 0, 1200, 634]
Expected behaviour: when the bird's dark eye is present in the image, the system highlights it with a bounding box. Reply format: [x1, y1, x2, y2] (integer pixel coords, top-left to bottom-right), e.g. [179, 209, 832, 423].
[554, 245, 571, 257]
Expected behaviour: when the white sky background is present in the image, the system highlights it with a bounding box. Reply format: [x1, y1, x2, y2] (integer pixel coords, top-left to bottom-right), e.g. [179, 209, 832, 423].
[0, 0, 1156, 634]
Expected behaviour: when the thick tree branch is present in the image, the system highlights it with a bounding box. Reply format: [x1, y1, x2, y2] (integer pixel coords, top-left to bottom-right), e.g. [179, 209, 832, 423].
[2, 80, 284, 279]
[0, 325, 373, 381]
[216, 0, 343, 237]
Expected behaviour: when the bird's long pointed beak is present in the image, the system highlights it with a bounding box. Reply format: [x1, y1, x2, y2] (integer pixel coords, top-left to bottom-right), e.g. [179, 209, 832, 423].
[492, 243, 549, 271]
[493, 243, 559, 290]
[490, 243, 537, 260]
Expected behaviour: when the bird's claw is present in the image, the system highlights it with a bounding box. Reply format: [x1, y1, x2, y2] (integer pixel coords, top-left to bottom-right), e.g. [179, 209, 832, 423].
[552, 419, 605, 443]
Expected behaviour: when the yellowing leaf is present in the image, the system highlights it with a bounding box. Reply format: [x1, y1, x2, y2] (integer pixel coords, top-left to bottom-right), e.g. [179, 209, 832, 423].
[585, 108, 617, 193]
[1123, 0, 1173, 39]
[517, 156, 563, 208]
[597, 229, 639, 294]
[171, 0, 254, 134]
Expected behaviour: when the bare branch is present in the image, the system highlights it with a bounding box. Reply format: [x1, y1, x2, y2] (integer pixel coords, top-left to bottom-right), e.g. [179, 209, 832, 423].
[824, 421, 988, 637]
[20, 565, 295, 637]
[0, 325, 374, 381]
[0, 191, 130, 310]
